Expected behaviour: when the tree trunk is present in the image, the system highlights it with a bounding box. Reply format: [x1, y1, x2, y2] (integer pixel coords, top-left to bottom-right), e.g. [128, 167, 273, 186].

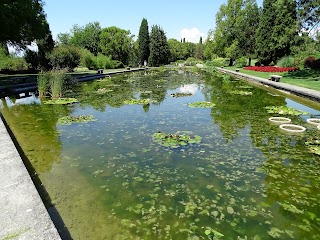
[248, 57, 252, 66]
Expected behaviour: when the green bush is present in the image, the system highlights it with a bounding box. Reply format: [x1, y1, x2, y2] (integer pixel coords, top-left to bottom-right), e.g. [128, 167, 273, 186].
[80, 49, 96, 69]
[48, 46, 81, 70]
[235, 57, 247, 67]
[37, 71, 50, 98]
[277, 56, 295, 67]
[205, 58, 228, 67]
[0, 51, 28, 71]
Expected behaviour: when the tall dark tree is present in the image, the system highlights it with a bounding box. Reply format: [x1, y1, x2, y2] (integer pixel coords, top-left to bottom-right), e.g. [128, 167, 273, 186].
[255, 0, 277, 64]
[272, 0, 298, 60]
[37, 22, 54, 70]
[236, 0, 260, 65]
[256, 0, 298, 64]
[149, 25, 169, 66]
[0, 0, 48, 48]
[138, 18, 150, 65]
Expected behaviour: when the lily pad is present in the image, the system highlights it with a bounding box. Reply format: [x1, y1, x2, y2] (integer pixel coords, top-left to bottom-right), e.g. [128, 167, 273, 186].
[187, 101, 216, 108]
[265, 106, 309, 115]
[170, 92, 193, 98]
[229, 90, 253, 95]
[152, 131, 202, 148]
[43, 98, 78, 105]
[58, 115, 96, 125]
[123, 99, 152, 105]
[305, 136, 320, 155]
[95, 88, 113, 94]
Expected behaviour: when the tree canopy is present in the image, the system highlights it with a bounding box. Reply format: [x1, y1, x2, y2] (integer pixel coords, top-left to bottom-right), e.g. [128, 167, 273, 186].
[99, 26, 133, 65]
[70, 22, 102, 55]
[0, 0, 49, 47]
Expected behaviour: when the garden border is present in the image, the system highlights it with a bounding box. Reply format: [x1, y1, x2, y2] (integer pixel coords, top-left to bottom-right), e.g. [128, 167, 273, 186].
[217, 68, 320, 103]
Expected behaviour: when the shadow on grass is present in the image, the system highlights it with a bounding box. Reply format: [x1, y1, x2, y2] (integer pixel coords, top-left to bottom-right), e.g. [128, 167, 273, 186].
[284, 69, 320, 80]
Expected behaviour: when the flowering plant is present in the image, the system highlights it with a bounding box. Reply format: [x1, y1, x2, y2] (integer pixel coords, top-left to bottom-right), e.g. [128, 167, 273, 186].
[243, 66, 298, 72]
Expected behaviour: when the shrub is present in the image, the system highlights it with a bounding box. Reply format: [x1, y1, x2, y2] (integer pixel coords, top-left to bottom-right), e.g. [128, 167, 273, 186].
[205, 58, 228, 67]
[235, 57, 247, 67]
[277, 56, 295, 68]
[304, 56, 320, 69]
[80, 49, 96, 70]
[49, 46, 81, 70]
[185, 57, 197, 66]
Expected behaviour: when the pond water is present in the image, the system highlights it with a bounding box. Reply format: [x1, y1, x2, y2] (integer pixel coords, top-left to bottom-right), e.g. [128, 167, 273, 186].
[1, 70, 320, 240]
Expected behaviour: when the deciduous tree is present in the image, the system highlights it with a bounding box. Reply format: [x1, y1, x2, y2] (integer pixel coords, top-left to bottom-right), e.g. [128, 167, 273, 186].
[0, 0, 48, 48]
[99, 26, 133, 65]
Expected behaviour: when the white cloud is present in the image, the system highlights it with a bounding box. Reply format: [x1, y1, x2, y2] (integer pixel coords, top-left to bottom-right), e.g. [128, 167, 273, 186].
[180, 27, 206, 43]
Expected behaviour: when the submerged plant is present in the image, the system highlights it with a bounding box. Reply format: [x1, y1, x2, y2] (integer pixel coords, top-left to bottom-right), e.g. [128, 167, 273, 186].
[152, 131, 202, 148]
[58, 115, 96, 125]
[265, 106, 309, 115]
[187, 101, 216, 108]
[43, 98, 78, 105]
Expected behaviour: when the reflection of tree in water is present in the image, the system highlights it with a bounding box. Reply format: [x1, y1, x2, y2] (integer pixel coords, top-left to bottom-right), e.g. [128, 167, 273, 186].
[201, 71, 285, 141]
[1, 98, 72, 173]
[201, 72, 320, 238]
[77, 70, 203, 112]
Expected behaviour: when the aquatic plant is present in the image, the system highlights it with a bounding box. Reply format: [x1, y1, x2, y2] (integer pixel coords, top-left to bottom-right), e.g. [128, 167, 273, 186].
[43, 98, 78, 105]
[95, 88, 113, 94]
[58, 115, 96, 125]
[265, 106, 309, 115]
[170, 92, 193, 98]
[152, 131, 202, 148]
[49, 69, 67, 99]
[229, 90, 253, 95]
[305, 136, 320, 155]
[37, 71, 50, 98]
[123, 99, 152, 105]
[187, 101, 216, 108]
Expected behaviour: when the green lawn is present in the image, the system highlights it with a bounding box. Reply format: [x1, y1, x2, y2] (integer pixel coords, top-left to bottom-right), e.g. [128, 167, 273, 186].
[224, 66, 320, 92]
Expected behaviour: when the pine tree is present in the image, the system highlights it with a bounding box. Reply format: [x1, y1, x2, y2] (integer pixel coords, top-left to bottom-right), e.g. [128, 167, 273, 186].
[149, 25, 169, 67]
[138, 18, 150, 65]
[255, 0, 277, 65]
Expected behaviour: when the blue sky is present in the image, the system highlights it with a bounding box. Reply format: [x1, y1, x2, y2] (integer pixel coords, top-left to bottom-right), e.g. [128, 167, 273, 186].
[44, 0, 263, 43]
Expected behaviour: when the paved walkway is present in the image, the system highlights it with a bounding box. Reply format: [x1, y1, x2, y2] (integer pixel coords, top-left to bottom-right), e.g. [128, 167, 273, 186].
[0, 117, 61, 240]
[217, 67, 320, 102]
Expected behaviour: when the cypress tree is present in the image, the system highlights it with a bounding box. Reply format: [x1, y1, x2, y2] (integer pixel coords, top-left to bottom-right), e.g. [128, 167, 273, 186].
[138, 18, 150, 65]
[255, 0, 277, 65]
[149, 25, 169, 67]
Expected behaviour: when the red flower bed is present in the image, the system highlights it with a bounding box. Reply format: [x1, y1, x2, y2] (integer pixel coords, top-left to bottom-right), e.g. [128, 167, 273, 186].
[243, 66, 298, 72]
